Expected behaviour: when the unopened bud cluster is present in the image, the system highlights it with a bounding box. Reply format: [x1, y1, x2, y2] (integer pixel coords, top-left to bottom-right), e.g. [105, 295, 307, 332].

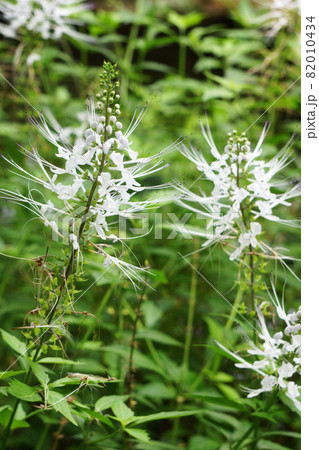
[225, 130, 251, 164]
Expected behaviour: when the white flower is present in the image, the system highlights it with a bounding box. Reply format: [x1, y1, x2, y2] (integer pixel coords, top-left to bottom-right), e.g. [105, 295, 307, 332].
[259, 0, 300, 38]
[216, 289, 301, 410]
[230, 222, 262, 260]
[0, 0, 92, 42]
[0, 94, 175, 287]
[69, 233, 79, 250]
[26, 52, 41, 66]
[176, 123, 300, 262]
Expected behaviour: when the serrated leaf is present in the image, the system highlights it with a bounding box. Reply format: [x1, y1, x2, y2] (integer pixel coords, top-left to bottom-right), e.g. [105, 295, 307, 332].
[7, 380, 42, 402]
[0, 329, 27, 355]
[47, 391, 77, 426]
[27, 359, 50, 386]
[95, 395, 129, 412]
[0, 370, 25, 380]
[0, 387, 7, 396]
[168, 11, 204, 31]
[76, 406, 114, 428]
[49, 377, 82, 389]
[125, 428, 150, 442]
[111, 400, 134, 423]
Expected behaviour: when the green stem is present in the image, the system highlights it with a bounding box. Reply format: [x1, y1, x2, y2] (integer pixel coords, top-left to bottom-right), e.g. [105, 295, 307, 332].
[121, 0, 144, 103]
[182, 250, 198, 381]
[225, 283, 244, 330]
[188, 284, 243, 393]
[172, 243, 198, 444]
[35, 424, 50, 450]
[178, 35, 186, 78]
[232, 390, 278, 449]
[81, 285, 113, 343]
[1, 98, 112, 449]
[236, 150, 257, 324]
[125, 285, 146, 408]
[248, 246, 256, 311]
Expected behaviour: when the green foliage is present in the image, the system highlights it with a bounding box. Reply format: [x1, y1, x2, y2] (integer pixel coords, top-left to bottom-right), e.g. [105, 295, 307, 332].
[0, 0, 300, 448]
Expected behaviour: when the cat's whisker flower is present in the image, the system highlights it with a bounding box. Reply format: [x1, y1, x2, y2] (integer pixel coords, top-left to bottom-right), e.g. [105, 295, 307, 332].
[1, 62, 174, 285]
[258, 0, 300, 38]
[176, 123, 300, 262]
[0, 0, 92, 43]
[216, 288, 301, 411]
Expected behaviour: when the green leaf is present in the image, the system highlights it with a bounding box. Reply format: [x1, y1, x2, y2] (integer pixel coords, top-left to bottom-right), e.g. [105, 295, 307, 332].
[76, 406, 114, 428]
[0, 387, 7, 396]
[202, 87, 234, 101]
[38, 357, 80, 365]
[49, 377, 83, 389]
[137, 382, 175, 400]
[209, 372, 234, 383]
[103, 345, 165, 377]
[194, 58, 221, 72]
[187, 393, 247, 411]
[204, 410, 240, 429]
[7, 380, 42, 402]
[252, 411, 278, 424]
[0, 329, 27, 355]
[130, 410, 200, 425]
[95, 395, 129, 412]
[141, 302, 162, 328]
[47, 391, 77, 426]
[262, 431, 301, 439]
[217, 383, 241, 402]
[125, 428, 150, 442]
[0, 406, 30, 430]
[168, 11, 204, 31]
[0, 370, 25, 380]
[27, 359, 50, 386]
[189, 435, 222, 450]
[136, 329, 182, 347]
[111, 400, 134, 423]
[73, 358, 106, 374]
[257, 440, 294, 450]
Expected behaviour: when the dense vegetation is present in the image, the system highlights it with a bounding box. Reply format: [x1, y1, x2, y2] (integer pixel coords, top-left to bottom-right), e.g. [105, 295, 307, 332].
[0, 1, 300, 449]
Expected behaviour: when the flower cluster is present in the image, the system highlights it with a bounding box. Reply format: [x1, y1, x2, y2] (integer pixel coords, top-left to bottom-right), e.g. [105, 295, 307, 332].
[217, 290, 301, 410]
[175, 124, 300, 262]
[260, 0, 300, 38]
[0, 62, 172, 285]
[0, 0, 90, 41]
